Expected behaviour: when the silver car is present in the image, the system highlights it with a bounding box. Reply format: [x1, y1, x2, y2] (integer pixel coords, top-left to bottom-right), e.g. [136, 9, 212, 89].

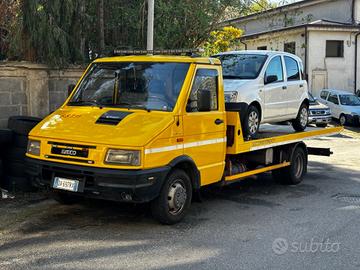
[308, 92, 331, 127]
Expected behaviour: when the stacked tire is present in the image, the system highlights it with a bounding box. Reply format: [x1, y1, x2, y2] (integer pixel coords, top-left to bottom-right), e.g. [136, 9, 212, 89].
[0, 129, 13, 191]
[2, 116, 42, 192]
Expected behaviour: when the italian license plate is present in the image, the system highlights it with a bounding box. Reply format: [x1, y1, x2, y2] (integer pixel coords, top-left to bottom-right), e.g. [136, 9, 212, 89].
[53, 177, 79, 192]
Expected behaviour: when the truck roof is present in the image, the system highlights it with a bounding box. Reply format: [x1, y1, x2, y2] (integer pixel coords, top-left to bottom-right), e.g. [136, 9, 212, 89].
[94, 55, 221, 65]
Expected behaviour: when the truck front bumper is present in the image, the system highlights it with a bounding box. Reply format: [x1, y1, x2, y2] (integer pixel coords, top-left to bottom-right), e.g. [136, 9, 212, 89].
[308, 115, 332, 125]
[26, 158, 170, 203]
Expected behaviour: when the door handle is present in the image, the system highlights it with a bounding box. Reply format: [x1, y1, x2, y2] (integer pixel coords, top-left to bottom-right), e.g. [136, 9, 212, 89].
[282, 86, 287, 90]
[215, 119, 224, 125]
[299, 84, 304, 88]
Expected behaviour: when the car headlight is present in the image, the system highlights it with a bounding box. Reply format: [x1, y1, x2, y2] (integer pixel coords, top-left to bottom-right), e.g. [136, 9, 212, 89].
[225, 91, 238, 103]
[325, 109, 331, 114]
[105, 149, 140, 166]
[27, 140, 41, 156]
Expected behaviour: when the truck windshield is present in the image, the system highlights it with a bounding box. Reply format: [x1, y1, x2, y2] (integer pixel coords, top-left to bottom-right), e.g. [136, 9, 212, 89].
[339, 95, 360, 106]
[69, 62, 190, 111]
[215, 54, 267, 79]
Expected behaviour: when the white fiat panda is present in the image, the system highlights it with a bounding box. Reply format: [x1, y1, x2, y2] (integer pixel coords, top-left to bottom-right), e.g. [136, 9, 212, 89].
[215, 51, 309, 138]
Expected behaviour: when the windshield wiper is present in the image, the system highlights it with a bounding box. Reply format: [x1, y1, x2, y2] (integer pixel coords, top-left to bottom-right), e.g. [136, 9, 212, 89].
[68, 100, 103, 107]
[112, 103, 151, 111]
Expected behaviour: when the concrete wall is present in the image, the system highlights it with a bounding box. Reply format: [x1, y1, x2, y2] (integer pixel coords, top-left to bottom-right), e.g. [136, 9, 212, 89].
[229, 0, 354, 35]
[0, 62, 84, 128]
[307, 29, 357, 96]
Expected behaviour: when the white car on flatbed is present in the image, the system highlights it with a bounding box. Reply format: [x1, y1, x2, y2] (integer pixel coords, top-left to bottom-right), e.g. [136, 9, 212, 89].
[214, 50, 310, 138]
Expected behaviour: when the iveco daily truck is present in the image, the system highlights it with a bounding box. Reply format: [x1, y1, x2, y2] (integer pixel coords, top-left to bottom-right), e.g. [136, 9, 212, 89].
[26, 50, 342, 224]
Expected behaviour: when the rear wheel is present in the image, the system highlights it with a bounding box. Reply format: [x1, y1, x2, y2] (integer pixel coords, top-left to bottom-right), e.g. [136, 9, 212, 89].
[243, 105, 260, 138]
[272, 146, 307, 185]
[151, 169, 192, 225]
[292, 103, 309, 132]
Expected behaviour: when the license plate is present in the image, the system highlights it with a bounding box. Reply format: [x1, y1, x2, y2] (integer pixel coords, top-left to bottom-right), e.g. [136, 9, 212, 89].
[53, 177, 79, 192]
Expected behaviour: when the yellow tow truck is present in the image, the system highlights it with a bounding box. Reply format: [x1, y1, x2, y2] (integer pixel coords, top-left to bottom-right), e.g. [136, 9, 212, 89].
[26, 50, 342, 224]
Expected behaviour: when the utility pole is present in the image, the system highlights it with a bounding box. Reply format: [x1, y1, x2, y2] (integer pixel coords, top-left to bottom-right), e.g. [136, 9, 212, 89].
[147, 0, 154, 50]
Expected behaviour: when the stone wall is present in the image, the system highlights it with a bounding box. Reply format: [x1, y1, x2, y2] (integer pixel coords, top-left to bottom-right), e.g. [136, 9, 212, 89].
[0, 62, 84, 128]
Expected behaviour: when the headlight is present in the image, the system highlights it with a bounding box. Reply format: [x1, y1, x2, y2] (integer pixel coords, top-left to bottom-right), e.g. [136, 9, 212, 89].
[105, 149, 140, 166]
[325, 109, 331, 114]
[225, 91, 238, 103]
[27, 140, 41, 156]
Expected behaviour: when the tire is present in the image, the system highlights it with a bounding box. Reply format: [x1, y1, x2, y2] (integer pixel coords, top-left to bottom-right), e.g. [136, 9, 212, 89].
[316, 123, 328, 128]
[339, 114, 346, 126]
[12, 134, 28, 148]
[5, 175, 33, 192]
[292, 103, 309, 132]
[0, 129, 13, 145]
[151, 169, 192, 225]
[272, 146, 307, 185]
[5, 161, 26, 177]
[5, 147, 27, 162]
[53, 192, 82, 205]
[243, 105, 260, 138]
[8, 116, 42, 136]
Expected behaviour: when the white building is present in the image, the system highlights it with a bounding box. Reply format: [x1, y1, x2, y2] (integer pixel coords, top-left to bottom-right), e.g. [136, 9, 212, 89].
[222, 0, 360, 96]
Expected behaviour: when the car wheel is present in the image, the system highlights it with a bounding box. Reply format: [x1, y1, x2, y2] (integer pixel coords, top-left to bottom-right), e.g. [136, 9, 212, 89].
[151, 169, 192, 225]
[292, 103, 309, 132]
[339, 114, 346, 126]
[272, 146, 307, 185]
[243, 105, 260, 138]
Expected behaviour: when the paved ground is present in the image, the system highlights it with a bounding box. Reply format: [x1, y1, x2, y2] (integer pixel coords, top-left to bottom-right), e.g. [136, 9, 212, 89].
[0, 126, 360, 270]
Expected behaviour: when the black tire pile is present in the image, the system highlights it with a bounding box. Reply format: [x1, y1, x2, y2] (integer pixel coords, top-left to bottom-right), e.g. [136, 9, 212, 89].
[0, 116, 42, 192]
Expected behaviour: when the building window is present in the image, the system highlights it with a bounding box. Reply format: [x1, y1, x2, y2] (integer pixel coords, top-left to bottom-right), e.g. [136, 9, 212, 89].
[257, 46, 267, 50]
[284, 42, 296, 54]
[326, 40, 344, 57]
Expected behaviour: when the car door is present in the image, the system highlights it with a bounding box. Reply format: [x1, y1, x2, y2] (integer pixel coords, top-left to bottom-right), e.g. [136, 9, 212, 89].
[283, 56, 304, 116]
[182, 65, 226, 186]
[326, 93, 341, 118]
[263, 55, 288, 121]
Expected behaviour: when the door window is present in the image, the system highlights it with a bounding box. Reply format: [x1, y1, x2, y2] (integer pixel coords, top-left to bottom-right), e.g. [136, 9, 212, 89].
[187, 69, 218, 112]
[327, 94, 339, 105]
[265, 56, 284, 83]
[284, 56, 300, 81]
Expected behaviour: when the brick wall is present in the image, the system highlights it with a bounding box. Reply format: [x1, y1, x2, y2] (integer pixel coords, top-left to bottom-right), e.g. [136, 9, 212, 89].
[0, 62, 84, 128]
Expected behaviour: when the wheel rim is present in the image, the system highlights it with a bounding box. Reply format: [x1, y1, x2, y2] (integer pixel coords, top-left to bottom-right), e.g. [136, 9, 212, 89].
[340, 115, 346, 126]
[294, 154, 304, 179]
[248, 111, 259, 135]
[300, 107, 308, 127]
[167, 179, 187, 215]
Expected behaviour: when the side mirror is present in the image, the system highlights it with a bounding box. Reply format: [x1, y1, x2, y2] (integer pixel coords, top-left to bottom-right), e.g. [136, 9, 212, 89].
[264, 75, 278, 85]
[197, 89, 212, 112]
[67, 84, 76, 96]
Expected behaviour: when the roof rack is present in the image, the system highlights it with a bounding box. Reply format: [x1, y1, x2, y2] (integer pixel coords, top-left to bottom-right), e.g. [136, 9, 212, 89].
[111, 48, 204, 57]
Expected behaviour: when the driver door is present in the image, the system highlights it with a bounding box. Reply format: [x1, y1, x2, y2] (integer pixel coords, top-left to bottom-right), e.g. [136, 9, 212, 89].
[182, 65, 226, 186]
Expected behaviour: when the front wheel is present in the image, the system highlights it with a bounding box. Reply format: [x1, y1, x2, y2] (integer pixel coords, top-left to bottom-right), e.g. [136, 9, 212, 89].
[292, 103, 309, 132]
[151, 169, 192, 225]
[243, 105, 260, 139]
[339, 114, 346, 126]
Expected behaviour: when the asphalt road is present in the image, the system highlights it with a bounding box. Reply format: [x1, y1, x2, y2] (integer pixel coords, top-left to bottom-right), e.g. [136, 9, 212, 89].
[0, 127, 360, 270]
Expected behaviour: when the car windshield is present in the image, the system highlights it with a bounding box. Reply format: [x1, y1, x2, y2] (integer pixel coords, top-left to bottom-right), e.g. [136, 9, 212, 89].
[339, 95, 360, 106]
[308, 92, 319, 105]
[215, 54, 268, 79]
[69, 62, 190, 111]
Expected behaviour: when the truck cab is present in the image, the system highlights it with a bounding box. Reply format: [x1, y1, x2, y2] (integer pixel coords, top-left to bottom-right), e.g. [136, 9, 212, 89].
[26, 52, 341, 224]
